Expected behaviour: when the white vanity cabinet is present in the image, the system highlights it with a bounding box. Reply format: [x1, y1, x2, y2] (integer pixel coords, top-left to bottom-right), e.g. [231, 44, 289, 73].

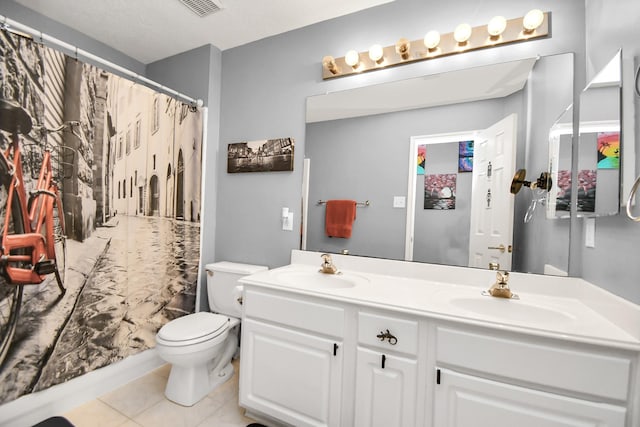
[239, 288, 346, 427]
[354, 311, 420, 427]
[433, 326, 631, 427]
[239, 261, 640, 427]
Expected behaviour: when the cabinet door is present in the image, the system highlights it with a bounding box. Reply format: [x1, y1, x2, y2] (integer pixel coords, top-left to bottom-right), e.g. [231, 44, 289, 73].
[239, 319, 343, 427]
[434, 368, 626, 427]
[354, 347, 418, 427]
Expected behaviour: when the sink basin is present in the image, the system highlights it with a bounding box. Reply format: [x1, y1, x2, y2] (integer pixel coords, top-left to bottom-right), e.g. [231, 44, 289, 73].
[272, 270, 369, 289]
[449, 296, 576, 324]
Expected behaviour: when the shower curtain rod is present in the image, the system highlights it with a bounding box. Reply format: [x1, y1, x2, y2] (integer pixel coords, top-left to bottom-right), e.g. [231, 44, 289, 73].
[0, 14, 199, 106]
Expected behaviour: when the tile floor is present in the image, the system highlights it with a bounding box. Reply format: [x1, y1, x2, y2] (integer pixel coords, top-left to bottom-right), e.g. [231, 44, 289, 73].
[63, 360, 258, 427]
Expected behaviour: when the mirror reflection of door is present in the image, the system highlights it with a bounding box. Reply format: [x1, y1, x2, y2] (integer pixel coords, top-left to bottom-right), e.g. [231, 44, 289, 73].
[468, 114, 517, 270]
[406, 114, 516, 270]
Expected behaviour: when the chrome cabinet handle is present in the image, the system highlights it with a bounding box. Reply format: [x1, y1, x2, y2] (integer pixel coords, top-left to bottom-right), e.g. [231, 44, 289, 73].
[377, 329, 397, 345]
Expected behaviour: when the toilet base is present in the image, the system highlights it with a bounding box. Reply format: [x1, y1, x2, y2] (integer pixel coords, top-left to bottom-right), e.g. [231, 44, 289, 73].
[164, 361, 234, 407]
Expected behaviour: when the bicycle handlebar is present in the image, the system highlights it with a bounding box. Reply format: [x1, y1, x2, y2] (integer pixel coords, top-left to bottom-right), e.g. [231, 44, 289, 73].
[32, 121, 82, 140]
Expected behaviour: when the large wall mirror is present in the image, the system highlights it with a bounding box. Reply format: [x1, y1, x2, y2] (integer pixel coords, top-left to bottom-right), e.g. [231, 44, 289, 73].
[548, 51, 622, 220]
[577, 50, 622, 217]
[303, 53, 574, 276]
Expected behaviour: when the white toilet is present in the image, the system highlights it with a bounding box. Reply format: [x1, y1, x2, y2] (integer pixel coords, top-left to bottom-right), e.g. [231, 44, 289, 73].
[155, 261, 267, 406]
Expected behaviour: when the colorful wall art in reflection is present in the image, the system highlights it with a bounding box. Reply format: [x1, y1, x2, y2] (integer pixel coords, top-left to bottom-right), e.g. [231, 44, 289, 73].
[417, 144, 426, 175]
[555, 169, 597, 212]
[597, 132, 619, 169]
[424, 174, 457, 210]
[458, 140, 474, 172]
[577, 169, 597, 212]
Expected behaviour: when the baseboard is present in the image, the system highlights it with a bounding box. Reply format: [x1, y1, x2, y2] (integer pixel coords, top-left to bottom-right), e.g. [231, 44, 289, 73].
[0, 349, 164, 427]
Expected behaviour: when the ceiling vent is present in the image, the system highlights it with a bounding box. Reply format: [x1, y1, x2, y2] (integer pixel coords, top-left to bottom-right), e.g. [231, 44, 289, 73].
[178, 0, 224, 17]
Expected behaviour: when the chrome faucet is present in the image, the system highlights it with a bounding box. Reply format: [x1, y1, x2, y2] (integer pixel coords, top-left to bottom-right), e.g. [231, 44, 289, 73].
[319, 253, 339, 274]
[483, 262, 519, 299]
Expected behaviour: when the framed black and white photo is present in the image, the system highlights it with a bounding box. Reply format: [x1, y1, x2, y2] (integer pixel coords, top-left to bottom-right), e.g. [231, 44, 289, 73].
[227, 138, 294, 173]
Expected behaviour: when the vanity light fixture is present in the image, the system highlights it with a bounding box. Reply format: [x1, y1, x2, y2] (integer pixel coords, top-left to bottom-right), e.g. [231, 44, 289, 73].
[523, 9, 545, 33]
[423, 30, 441, 51]
[368, 44, 384, 64]
[487, 15, 507, 38]
[395, 38, 411, 60]
[344, 50, 360, 68]
[454, 23, 472, 45]
[321, 10, 550, 80]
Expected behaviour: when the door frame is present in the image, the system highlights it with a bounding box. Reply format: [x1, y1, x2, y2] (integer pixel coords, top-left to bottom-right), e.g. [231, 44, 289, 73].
[405, 131, 478, 261]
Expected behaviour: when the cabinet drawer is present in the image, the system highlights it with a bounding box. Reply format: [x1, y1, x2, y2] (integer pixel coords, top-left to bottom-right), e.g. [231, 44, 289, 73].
[244, 288, 344, 338]
[358, 311, 419, 356]
[436, 327, 631, 401]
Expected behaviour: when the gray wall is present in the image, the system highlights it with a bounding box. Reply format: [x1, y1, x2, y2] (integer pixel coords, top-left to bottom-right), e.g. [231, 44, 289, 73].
[217, 0, 587, 271]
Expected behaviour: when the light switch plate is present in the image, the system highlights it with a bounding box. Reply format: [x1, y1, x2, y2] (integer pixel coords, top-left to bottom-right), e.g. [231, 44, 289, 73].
[283, 212, 294, 231]
[393, 196, 406, 208]
[585, 217, 595, 248]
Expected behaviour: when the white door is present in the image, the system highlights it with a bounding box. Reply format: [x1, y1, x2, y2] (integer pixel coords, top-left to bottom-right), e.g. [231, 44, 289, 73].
[468, 114, 517, 269]
[354, 347, 418, 427]
[434, 369, 626, 427]
[239, 319, 343, 427]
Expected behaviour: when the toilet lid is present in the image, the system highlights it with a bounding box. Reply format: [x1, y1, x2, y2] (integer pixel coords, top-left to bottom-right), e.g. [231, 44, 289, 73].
[157, 312, 229, 343]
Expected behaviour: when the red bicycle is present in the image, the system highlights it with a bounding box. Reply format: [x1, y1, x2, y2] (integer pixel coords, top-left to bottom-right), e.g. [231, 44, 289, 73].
[0, 98, 72, 366]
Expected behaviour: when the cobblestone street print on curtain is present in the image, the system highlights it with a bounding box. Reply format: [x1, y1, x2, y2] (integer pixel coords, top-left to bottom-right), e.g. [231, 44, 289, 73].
[0, 30, 202, 404]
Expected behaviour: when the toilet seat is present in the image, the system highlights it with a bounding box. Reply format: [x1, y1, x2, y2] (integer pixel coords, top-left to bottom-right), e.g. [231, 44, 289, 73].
[156, 312, 229, 347]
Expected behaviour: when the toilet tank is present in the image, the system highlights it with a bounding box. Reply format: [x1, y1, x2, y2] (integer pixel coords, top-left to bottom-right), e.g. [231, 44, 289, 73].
[205, 262, 268, 317]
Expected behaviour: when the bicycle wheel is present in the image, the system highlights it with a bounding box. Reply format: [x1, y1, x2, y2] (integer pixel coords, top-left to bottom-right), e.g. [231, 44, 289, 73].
[0, 162, 25, 367]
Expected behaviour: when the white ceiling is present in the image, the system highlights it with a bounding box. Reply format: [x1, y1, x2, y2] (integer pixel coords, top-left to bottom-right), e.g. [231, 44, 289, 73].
[12, 0, 394, 64]
[306, 58, 538, 123]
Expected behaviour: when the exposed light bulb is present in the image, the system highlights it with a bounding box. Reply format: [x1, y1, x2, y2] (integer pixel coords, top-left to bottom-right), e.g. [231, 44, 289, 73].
[345, 50, 360, 68]
[454, 23, 472, 44]
[523, 9, 544, 32]
[423, 30, 441, 50]
[487, 16, 507, 37]
[368, 44, 384, 63]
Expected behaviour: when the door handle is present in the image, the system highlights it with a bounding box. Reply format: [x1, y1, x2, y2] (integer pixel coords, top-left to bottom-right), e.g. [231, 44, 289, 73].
[488, 244, 512, 253]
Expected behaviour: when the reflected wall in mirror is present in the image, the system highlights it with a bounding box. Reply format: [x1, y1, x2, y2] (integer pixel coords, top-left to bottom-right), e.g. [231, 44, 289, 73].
[577, 50, 622, 217]
[547, 104, 574, 219]
[304, 53, 574, 276]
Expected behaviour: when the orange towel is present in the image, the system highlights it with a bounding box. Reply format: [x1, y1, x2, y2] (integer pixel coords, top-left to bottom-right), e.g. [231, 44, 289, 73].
[325, 200, 357, 238]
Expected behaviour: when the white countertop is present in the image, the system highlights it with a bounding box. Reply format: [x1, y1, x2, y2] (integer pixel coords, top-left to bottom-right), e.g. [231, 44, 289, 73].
[240, 251, 640, 351]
